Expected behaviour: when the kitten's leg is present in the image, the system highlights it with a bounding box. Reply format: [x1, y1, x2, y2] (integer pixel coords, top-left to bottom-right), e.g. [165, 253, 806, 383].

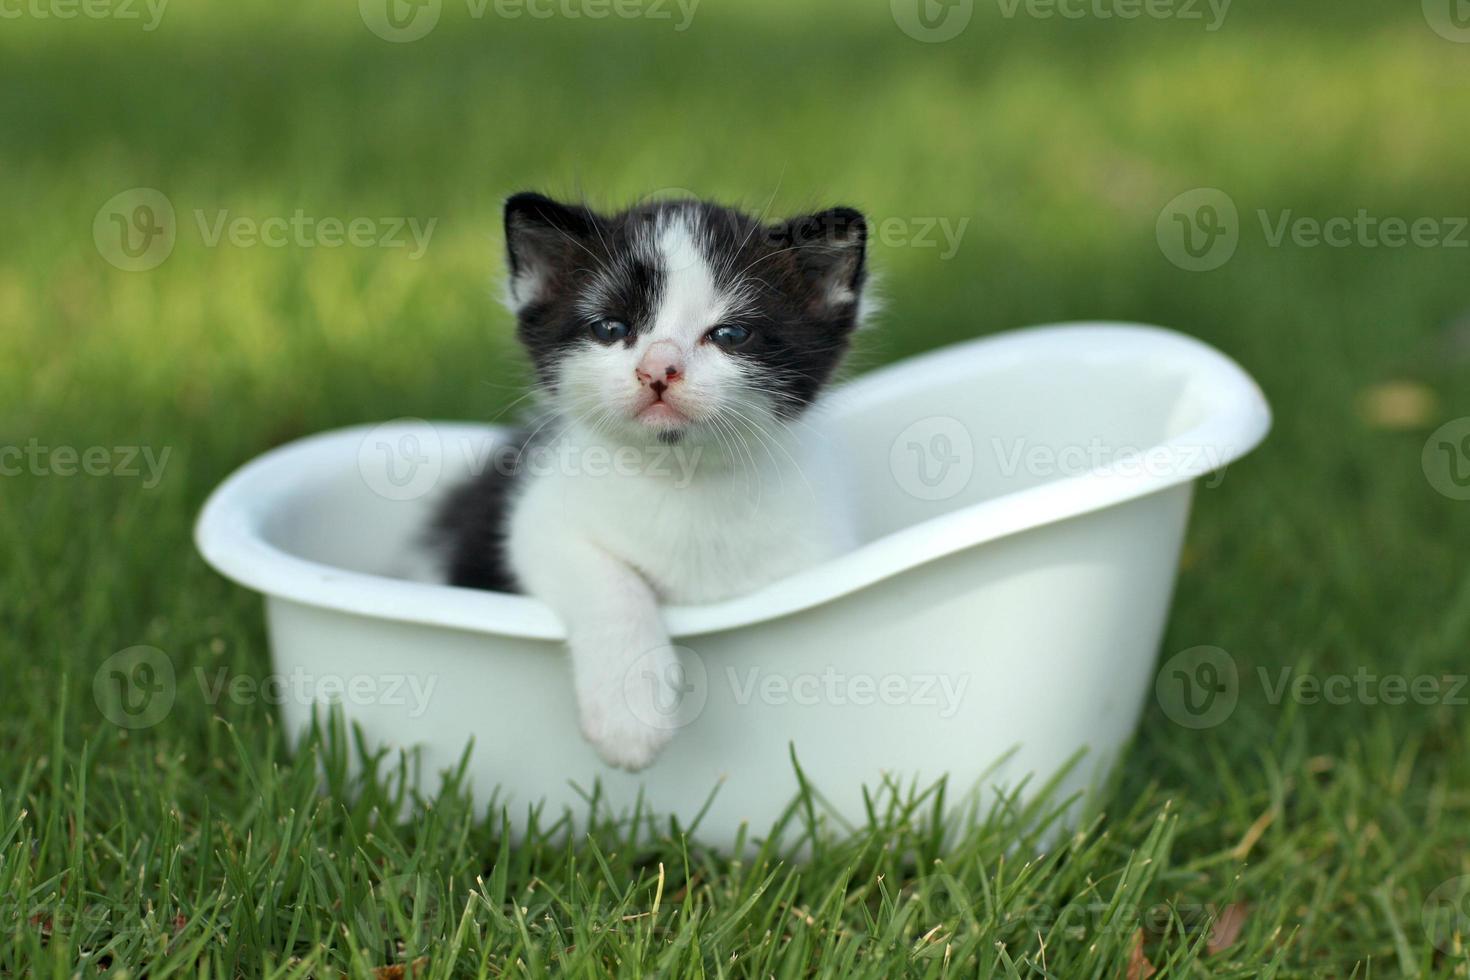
[511, 519, 679, 770]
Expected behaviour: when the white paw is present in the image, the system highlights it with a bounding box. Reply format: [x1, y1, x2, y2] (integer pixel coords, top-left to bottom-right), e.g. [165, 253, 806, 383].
[578, 688, 674, 771]
[579, 700, 673, 771]
[578, 647, 683, 771]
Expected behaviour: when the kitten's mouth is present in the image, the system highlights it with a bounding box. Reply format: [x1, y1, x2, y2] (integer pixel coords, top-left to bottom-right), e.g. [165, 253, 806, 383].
[636, 400, 692, 428]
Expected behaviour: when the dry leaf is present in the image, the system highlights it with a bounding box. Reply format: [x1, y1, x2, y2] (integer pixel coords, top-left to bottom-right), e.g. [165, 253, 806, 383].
[372, 957, 428, 980]
[1126, 928, 1157, 980]
[1358, 381, 1438, 431]
[1208, 903, 1249, 955]
[1178, 545, 1199, 572]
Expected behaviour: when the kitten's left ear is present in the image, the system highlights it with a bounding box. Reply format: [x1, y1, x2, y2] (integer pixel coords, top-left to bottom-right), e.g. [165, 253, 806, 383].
[503, 192, 603, 312]
[772, 207, 869, 314]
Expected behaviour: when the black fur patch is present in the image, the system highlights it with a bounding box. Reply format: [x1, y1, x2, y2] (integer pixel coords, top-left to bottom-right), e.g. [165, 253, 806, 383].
[435, 193, 871, 593]
[430, 434, 531, 593]
[505, 193, 869, 414]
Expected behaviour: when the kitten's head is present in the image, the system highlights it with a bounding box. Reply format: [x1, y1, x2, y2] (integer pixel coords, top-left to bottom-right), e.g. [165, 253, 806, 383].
[502, 193, 871, 443]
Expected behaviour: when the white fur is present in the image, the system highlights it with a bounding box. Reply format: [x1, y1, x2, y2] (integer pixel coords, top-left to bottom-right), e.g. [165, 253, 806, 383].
[650, 216, 735, 340]
[555, 213, 754, 440]
[501, 212, 857, 770]
[505, 264, 542, 315]
[507, 415, 854, 770]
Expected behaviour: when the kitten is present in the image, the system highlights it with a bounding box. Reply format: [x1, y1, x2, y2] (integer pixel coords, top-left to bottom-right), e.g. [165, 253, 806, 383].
[433, 193, 873, 770]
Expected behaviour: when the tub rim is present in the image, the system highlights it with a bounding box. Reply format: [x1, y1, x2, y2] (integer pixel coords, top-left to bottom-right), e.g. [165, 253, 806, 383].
[194, 322, 1271, 640]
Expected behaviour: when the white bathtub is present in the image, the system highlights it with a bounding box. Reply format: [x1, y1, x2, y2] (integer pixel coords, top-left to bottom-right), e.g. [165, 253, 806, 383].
[195, 323, 1270, 846]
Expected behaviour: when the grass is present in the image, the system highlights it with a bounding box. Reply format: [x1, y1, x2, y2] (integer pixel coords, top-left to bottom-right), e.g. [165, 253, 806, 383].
[3, 0, 1470, 974]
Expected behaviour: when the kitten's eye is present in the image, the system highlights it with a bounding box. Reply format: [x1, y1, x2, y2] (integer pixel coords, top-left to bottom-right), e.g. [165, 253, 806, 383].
[590, 319, 631, 344]
[706, 324, 751, 349]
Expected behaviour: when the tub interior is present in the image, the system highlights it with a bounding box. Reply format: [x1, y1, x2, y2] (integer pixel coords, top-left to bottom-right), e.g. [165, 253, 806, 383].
[260, 341, 1207, 579]
[831, 349, 1198, 541]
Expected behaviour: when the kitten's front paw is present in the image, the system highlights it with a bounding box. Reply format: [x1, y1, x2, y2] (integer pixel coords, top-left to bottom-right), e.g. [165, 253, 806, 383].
[578, 647, 683, 771]
[579, 699, 673, 771]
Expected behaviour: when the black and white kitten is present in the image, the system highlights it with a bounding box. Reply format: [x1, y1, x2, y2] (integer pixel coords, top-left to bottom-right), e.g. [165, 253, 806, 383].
[434, 193, 873, 770]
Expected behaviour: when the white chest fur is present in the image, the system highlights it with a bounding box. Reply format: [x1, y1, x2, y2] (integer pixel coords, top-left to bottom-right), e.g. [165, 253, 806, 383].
[508, 414, 854, 606]
[498, 411, 856, 770]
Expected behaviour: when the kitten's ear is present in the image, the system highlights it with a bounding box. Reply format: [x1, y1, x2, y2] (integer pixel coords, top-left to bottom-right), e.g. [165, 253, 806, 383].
[771, 207, 869, 314]
[503, 193, 602, 312]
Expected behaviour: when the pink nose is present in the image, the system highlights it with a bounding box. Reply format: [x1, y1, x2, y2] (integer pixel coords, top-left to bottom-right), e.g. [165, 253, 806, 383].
[635, 341, 683, 396]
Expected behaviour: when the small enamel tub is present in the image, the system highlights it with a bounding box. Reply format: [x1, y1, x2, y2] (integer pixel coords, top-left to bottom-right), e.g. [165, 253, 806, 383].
[196, 323, 1270, 846]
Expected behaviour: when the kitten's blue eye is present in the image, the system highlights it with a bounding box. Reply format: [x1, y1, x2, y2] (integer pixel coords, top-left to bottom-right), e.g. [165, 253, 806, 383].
[591, 319, 631, 344]
[707, 324, 751, 349]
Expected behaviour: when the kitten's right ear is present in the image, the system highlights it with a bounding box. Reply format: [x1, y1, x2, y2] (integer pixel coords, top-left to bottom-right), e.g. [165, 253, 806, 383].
[769, 207, 870, 317]
[503, 193, 602, 312]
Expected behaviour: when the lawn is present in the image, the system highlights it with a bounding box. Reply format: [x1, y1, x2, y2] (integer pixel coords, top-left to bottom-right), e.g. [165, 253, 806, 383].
[3, 0, 1470, 974]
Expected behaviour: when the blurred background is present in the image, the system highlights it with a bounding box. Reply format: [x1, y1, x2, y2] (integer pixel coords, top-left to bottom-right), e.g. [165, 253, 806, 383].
[4, 0, 1470, 971]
